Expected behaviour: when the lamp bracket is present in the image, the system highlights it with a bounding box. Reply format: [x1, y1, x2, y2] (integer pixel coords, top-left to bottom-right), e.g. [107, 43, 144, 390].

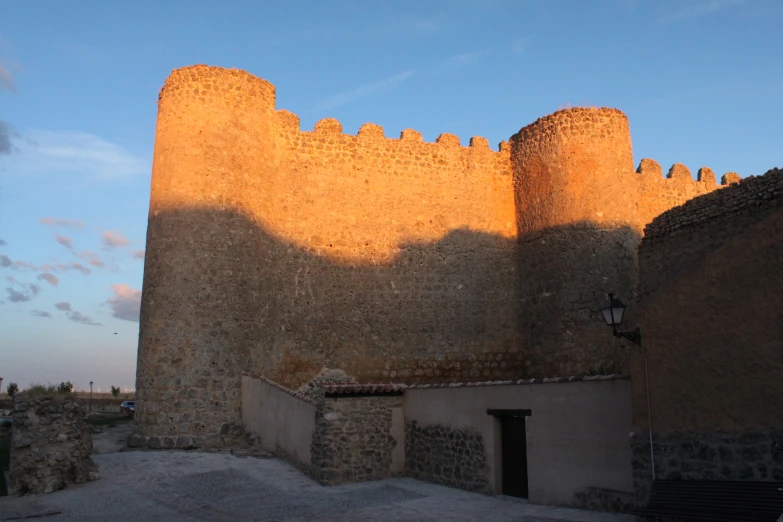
[612, 325, 641, 345]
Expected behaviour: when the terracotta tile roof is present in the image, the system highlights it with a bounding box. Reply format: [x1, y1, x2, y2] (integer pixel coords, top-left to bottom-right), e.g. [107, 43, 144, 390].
[406, 373, 629, 389]
[242, 374, 317, 405]
[320, 382, 407, 396]
[243, 373, 629, 401]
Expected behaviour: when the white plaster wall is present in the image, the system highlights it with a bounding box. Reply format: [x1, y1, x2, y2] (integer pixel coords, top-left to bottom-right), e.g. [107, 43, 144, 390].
[241, 376, 317, 467]
[403, 378, 633, 507]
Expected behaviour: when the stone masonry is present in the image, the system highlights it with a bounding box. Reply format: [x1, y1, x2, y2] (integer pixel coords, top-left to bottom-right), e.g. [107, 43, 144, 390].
[630, 431, 783, 506]
[630, 167, 783, 507]
[404, 420, 490, 494]
[310, 395, 401, 485]
[135, 64, 743, 447]
[9, 393, 99, 495]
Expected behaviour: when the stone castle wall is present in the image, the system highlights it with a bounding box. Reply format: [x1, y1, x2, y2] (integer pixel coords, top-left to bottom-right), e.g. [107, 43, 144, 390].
[510, 109, 726, 377]
[629, 167, 783, 504]
[135, 64, 736, 447]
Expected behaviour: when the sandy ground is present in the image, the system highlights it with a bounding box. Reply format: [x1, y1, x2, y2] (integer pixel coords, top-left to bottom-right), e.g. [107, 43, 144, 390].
[0, 427, 634, 522]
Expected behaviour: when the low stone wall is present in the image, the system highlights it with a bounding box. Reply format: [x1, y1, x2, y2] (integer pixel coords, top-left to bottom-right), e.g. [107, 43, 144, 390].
[9, 393, 99, 495]
[311, 395, 402, 485]
[630, 431, 783, 506]
[404, 420, 490, 494]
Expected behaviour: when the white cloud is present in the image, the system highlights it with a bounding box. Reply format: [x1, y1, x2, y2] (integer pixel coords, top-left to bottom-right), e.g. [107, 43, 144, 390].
[316, 70, 415, 110]
[106, 284, 141, 322]
[1, 129, 149, 181]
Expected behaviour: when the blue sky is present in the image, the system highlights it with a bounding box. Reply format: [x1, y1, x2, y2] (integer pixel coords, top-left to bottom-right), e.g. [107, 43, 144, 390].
[0, 0, 780, 392]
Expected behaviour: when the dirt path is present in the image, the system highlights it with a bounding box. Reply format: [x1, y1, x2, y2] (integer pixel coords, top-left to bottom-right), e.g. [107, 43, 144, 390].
[90, 421, 135, 454]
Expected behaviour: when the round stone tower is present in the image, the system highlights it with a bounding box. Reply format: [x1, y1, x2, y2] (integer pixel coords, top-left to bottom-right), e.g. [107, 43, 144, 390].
[509, 107, 641, 377]
[134, 65, 278, 449]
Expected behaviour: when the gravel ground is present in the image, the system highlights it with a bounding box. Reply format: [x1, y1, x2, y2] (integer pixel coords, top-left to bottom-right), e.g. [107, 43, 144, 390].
[0, 449, 634, 522]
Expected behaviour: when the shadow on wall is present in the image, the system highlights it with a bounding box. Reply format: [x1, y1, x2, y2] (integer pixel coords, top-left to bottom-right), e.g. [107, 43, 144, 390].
[516, 222, 642, 378]
[138, 207, 639, 393]
[138, 205, 521, 394]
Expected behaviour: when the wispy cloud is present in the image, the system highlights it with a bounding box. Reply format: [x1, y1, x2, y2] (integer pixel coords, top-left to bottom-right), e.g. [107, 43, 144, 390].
[39, 217, 84, 228]
[1, 130, 149, 181]
[0, 61, 16, 93]
[31, 309, 52, 318]
[4, 280, 40, 302]
[431, 52, 484, 75]
[373, 14, 441, 37]
[316, 70, 415, 110]
[0, 239, 7, 246]
[106, 284, 141, 322]
[101, 230, 130, 250]
[52, 40, 107, 62]
[37, 273, 59, 287]
[509, 35, 533, 56]
[55, 234, 73, 249]
[76, 250, 105, 267]
[0, 120, 13, 154]
[665, 0, 745, 22]
[53, 300, 100, 324]
[0, 255, 91, 275]
[66, 310, 101, 326]
[333, 2, 443, 38]
[131, 249, 145, 260]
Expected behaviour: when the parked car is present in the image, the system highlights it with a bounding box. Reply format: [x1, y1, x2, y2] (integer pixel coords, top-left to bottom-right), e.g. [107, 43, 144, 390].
[120, 401, 135, 417]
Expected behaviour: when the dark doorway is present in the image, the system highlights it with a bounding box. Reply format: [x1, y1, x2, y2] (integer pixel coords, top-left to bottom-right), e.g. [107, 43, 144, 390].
[500, 415, 529, 498]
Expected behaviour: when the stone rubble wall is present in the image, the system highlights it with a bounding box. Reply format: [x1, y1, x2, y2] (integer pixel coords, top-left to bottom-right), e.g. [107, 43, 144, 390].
[644, 167, 781, 240]
[9, 393, 99, 495]
[310, 395, 401, 485]
[630, 431, 783, 507]
[640, 167, 782, 299]
[630, 166, 783, 505]
[404, 420, 490, 494]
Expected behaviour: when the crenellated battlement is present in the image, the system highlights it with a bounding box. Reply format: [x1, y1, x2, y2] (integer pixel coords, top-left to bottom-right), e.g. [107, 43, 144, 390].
[513, 106, 628, 140]
[635, 158, 735, 186]
[274, 110, 507, 154]
[644, 167, 782, 240]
